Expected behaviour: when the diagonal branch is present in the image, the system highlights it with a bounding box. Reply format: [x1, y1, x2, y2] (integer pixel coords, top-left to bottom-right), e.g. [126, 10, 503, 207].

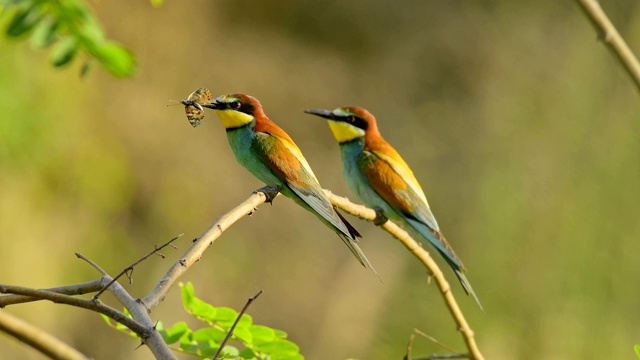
[141, 186, 281, 312]
[576, 0, 640, 93]
[325, 190, 484, 360]
[0, 310, 89, 360]
[213, 289, 263, 360]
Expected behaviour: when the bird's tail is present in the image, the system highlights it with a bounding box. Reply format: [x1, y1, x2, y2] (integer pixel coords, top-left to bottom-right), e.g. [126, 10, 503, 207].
[335, 209, 362, 239]
[452, 268, 484, 312]
[335, 210, 379, 277]
[407, 218, 483, 310]
[337, 232, 380, 278]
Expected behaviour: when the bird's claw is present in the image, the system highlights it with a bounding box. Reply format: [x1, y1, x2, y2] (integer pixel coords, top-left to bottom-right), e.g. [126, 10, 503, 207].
[372, 207, 388, 226]
[256, 185, 281, 204]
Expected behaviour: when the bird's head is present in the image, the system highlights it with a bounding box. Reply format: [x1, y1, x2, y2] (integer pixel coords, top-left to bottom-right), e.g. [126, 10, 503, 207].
[304, 106, 377, 144]
[204, 94, 263, 129]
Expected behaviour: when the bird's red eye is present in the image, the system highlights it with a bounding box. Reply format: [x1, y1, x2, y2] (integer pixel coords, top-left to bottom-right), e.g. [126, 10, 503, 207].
[231, 101, 241, 110]
[347, 116, 355, 123]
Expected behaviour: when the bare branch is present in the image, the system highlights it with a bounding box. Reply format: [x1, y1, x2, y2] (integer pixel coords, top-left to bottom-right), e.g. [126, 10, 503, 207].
[324, 190, 484, 360]
[213, 289, 263, 360]
[0, 310, 89, 360]
[0, 285, 148, 336]
[0, 279, 107, 308]
[576, 0, 640, 93]
[142, 186, 281, 311]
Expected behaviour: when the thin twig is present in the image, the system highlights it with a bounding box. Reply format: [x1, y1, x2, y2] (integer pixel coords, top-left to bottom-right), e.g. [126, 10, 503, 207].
[0, 278, 107, 308]
[92, 234, 183, 299]
[413, 328, 458, 353]
[406, 329, 467, 360]
[0, 310, 89, 360]
[406, 333, 416, 360]
[0, 285, 148, 337]
[213, 290, 263, 360]
[325, 190, 484, 360]
[75, 253, 109, 276]
[142, 186, 281, 312]
[576, 0, 640, 93]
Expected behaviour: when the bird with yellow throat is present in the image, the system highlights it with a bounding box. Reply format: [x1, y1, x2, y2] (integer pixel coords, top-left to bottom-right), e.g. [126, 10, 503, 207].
[201, 94, 375, 273]
[305, 106, 481, 309]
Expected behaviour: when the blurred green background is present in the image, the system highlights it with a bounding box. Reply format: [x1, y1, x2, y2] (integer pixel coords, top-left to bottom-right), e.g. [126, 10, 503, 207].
[2, 1, 640, 359]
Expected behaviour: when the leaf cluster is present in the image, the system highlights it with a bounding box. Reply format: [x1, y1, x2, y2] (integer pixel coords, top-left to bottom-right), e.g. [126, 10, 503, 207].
[103, 282, 304, 360]
[1, 0, 136, 77]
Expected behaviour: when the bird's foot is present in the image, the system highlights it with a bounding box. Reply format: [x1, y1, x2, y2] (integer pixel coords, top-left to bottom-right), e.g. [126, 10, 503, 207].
[372, 207, 388, 226]
[256, 185, 282, 204]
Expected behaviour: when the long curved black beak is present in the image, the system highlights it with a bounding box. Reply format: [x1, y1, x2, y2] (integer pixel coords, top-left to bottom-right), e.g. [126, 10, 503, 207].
[203, 99, 225, 110]
[304, 109, 337, 120]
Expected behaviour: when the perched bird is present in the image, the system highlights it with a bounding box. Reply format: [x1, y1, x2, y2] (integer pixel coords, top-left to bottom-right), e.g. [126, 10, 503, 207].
[305, 106, 481, 308]
[202, 94, 375, 272]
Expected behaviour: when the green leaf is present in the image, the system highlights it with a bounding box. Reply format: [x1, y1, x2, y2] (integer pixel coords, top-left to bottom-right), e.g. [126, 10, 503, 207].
[274, 329, 288, 338]
[215, 345, 239, 358]
[272, 354, 304, 360]
[99, 311, 138, 339]
[6, 3, 42, 38]
[30, 16, 58, 49]
[93, 41, 136, 77]
[195, 340, 220, 357]
[232, 326, 253, 344]
[188, 298, 218, 323]
[249, 325, 276, 345]
[192, 327, 227, 343]
[99, 313, 111, 325]
[49, 36, 77, 67]
[238, 347, 257, 359]
[254, 339, 300, 356]
[77, 15, 104, 43]
[56, 0, 88, 22]
[635, 344, 640, 358]
[178, 331, 199, 354]
[214, 307, 239, 327]
[158, 321, 190, 344]
[180, 282, 195, 306]
[182, 282, 225, 324]
[236, 313, 253, 328]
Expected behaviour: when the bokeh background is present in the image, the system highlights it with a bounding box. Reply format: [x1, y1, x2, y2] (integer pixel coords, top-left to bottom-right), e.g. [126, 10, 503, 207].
[2, 1, 640, 359]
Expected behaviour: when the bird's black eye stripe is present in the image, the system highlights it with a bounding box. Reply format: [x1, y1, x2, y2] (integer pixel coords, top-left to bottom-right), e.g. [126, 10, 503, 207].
[224, 100, 255, 115]
[343, 115, 368, 130]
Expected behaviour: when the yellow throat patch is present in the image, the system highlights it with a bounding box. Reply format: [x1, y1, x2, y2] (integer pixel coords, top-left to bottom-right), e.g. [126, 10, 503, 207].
[215, 109, 254, 129]
[328, 121, 365, 143]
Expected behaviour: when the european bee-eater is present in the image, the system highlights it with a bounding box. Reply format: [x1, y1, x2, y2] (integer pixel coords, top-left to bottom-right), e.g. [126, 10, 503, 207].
[305, 106, 481, 308]
[201, 94, 374, 272]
